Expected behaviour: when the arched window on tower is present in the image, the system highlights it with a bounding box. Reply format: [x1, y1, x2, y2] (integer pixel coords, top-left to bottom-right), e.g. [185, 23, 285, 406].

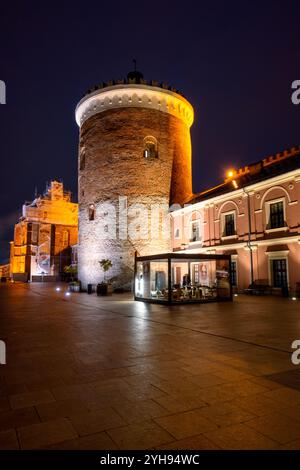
[88, 204, 95, 221]
[143, 136, 158, 159]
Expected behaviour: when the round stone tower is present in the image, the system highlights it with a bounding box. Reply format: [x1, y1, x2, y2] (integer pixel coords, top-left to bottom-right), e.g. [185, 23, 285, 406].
[75, 71, 194, 290]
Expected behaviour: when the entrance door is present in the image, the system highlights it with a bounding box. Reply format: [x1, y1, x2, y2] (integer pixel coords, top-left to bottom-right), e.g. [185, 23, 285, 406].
[272, 259, 287, 288]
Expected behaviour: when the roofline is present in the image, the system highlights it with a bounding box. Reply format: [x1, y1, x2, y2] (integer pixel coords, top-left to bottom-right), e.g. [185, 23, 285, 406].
[189, 144, 300, 204]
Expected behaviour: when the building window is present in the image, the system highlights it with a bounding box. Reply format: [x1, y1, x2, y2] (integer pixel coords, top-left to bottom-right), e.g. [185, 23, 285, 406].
[223, 212, 235, 237]
[32, 224, 38, 243]
[62, 230, 69, 247]
[231, 261, 237, 287]
[88, 204, 95, 221]
[174, 227, 180, 239]
[143, 136, 158, 158]
[271, 259, 287, 288]
[268, 201, 284, 229]
[190, 221, 200, 242]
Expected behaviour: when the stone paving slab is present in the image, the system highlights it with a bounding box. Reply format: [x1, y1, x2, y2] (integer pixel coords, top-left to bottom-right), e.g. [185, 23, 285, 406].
[17, 418, 78, 449]
[203, 423, 278, 450]
[106, 420, 174, 450]
[245, 413, 300, 444]
[154, 410, 218, 440]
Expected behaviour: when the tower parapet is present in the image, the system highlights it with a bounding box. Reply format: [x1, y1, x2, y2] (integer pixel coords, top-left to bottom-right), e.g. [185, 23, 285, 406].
[76, 81, 193, 129]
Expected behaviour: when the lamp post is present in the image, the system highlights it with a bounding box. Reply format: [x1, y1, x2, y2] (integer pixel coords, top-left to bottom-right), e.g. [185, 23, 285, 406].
[243, 187, 254, 286]
[227, 169, 254, 287]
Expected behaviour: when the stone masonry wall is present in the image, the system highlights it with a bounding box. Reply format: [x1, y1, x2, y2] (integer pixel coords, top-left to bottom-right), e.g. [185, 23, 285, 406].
[78, 107, 192, 289]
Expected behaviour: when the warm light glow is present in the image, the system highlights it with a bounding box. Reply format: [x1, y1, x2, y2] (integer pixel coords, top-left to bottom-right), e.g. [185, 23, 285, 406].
[232, 180, 238, 189]
[227, 170, 234, 178]
[292, 297, 297, 301]
[55, 287, 61, 292]
[65, 292, 71, 297]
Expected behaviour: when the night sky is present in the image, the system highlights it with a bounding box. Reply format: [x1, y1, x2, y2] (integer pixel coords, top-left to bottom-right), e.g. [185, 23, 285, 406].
[0, 1, 299, 263]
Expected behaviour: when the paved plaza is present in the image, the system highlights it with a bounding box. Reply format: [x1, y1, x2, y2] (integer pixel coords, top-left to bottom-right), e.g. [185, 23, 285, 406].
[0, 283, 300, 450]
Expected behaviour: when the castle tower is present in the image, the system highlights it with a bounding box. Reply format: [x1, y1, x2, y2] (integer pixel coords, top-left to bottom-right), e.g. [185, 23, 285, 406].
[76, 71, 194, 289]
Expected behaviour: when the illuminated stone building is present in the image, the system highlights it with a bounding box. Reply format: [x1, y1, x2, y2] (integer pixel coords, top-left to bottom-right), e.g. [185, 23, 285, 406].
[172, 146, 300, 294]
[0, 264, 10, 280]
[10, 181, 78, 282]
[76, 71, 194, 289]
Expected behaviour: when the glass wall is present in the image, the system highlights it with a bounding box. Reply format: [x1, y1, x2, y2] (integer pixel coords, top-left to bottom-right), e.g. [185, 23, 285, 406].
[135, 259, 169, 301]
[135, 254, 232, 304]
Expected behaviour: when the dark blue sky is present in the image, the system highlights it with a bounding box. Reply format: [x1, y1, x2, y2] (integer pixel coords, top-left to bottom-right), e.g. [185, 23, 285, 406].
[0, 0, 299, 262]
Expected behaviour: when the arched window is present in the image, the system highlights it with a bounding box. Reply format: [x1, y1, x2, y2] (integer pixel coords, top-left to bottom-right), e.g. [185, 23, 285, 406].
[265, 198, 286, 230]
[88, 204, 95, 221]
[143, 136, 158, 158]
[221, 211, 236, 237]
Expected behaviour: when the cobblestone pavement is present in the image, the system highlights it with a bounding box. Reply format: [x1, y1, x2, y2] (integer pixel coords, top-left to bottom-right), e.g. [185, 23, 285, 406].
[0, 283, 300, 450]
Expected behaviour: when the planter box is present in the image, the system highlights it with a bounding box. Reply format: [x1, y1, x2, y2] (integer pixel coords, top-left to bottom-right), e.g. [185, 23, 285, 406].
[97, 283, 113, 296]
[69, 284, 80, 292]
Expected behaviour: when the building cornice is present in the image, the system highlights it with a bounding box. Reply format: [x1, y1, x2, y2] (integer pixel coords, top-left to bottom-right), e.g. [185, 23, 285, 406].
[75, 84, 194, 128]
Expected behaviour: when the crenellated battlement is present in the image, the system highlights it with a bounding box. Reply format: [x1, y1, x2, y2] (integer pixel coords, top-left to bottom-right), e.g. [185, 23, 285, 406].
[224, 145, 300, 183]
[84, 77, 185, 99]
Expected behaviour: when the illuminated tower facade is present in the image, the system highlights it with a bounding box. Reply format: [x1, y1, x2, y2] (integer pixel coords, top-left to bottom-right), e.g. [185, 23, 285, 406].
[76, 71, 194, 289]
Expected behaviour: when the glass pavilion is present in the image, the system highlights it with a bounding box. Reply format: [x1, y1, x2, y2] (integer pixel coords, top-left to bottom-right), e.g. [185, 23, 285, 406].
[134, 252, 232, 304]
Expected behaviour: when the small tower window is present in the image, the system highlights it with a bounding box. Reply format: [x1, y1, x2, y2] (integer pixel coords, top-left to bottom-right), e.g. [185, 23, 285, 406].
[88, 204, 95, 221]
[80, 151, 86, 170]
[143, 136, 158, 158]
[174, 228, 180, 239]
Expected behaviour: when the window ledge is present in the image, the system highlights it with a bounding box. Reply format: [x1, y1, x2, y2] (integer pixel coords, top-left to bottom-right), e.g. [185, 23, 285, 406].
[221, 235, 238, 240]
[265, 226, 288, 234]
[189, 240, 202, 245]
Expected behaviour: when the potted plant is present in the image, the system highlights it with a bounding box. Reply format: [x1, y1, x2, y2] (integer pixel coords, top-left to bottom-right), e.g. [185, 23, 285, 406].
[97, 259, 113, 295]
[64, 265, 80, 292]
[63, 264, 78, 282]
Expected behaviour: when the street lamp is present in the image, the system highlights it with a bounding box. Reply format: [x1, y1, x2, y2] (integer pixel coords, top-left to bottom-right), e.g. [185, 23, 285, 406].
[226, 170, 254, 286]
